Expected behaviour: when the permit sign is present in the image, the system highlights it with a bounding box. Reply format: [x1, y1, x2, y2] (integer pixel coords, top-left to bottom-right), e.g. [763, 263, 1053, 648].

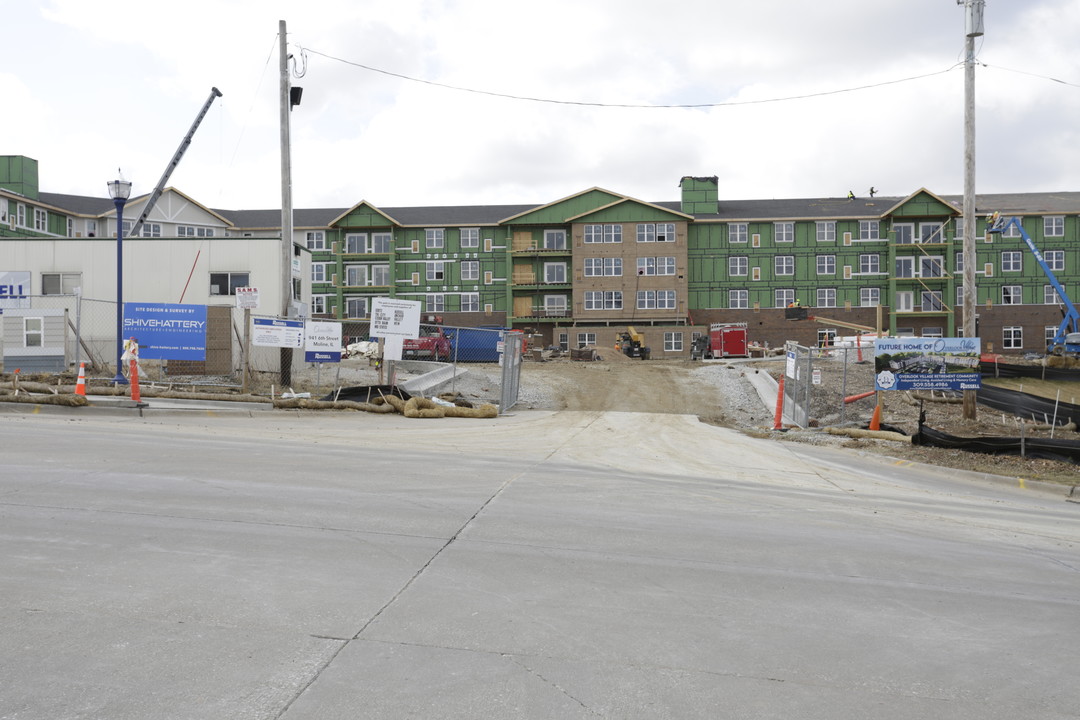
[370, 297, 421, 338]
[305, 321, 342, 363]
[235, 286, 259, 309]
[123, 303, 207, 360]
[252, 317, 303, 348]
[874, 337, 982, 392]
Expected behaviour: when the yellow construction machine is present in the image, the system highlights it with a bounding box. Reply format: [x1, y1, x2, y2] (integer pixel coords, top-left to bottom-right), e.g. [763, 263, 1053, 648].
[618, 327, 651, 360]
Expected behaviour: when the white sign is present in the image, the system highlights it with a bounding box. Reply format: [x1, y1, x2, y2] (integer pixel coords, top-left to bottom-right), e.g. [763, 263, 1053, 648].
[252, 317, 304, 348]
[305, 321, 342, 362]
[370, 297, 421, 338]
[236, 286, 259, 310]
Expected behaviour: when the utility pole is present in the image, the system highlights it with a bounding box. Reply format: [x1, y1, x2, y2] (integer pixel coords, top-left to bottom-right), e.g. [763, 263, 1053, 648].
[279, 19, 294, 386]
[961, 0, 984, 420]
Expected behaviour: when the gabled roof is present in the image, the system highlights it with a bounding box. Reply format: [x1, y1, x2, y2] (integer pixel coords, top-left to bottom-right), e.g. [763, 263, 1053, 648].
[565, 197, 694, 223]
[329, 201, 401, 228]
[500, 187, 624, 223]
[880, 188, 958, 217]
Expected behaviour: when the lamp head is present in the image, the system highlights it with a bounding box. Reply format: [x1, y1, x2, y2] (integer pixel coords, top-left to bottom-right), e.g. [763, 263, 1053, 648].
[107, 178, 132, 201]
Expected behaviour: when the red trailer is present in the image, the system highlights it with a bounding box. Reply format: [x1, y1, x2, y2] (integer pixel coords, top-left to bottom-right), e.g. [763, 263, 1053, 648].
[706, 322, 748, 358]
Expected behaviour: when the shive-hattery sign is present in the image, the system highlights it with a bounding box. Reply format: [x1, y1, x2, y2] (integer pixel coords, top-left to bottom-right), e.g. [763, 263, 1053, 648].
[874, 337, 981, 392]
[123, 303, 207, 360]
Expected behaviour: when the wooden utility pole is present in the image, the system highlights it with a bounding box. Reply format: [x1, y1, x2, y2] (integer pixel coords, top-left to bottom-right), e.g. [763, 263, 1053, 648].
[279, 19, 294, 385]
[961, 0, 984, 420]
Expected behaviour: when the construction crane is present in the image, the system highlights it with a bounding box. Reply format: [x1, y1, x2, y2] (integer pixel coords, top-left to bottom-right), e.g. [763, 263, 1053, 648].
[127, 87, 223, 239]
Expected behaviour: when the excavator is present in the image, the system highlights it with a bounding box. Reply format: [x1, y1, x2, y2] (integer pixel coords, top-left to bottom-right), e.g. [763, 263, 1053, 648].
[618, 327, 651, 360]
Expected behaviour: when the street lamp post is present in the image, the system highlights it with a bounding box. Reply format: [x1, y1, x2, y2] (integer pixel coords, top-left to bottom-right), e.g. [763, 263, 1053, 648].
[108, 177, 132, 385]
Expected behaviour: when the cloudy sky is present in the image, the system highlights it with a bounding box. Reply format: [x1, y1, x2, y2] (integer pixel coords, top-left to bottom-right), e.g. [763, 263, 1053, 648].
[6, 0, 1080, 211]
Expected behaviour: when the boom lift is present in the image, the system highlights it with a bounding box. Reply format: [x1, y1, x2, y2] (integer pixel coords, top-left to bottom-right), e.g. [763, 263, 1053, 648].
[127, 87, 223, 239]
[988, 214, 1080, 356]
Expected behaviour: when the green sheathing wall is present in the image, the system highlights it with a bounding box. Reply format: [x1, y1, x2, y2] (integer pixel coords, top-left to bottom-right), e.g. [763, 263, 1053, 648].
[0, 156, 39, 200]
[886, 193, 958, 334]
[505, 189, 623, 226]
[687, 219, 888, 310]
[574, 201, 687, 224]
[971, 215, 1080, 307]
[679, 176, 718, 215]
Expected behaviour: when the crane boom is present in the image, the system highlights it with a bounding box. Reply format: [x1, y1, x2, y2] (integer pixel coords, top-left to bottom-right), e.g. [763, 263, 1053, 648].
[127, 87, 223, 239]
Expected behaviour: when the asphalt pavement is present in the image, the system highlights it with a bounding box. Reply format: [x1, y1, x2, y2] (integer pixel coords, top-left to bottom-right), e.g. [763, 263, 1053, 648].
[1, 408, 1077, 719]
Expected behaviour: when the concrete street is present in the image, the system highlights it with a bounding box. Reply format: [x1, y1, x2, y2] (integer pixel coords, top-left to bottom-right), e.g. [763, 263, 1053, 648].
[1, 408, 1077, 719]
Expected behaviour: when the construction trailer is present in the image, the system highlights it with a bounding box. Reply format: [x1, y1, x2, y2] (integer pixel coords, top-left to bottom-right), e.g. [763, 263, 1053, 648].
[704, 322, 749, 358]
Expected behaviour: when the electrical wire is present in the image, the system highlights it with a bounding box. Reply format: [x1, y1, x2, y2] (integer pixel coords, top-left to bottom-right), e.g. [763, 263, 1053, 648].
[298, 45, 963, 109]
[980, 61, 1080, 90]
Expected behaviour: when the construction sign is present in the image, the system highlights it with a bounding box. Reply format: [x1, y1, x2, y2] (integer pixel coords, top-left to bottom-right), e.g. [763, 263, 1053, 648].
[874, 337, 981, 392]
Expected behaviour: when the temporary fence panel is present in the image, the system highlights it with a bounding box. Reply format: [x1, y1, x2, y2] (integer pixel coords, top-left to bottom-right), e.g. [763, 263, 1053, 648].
[783, 342, 877, 428]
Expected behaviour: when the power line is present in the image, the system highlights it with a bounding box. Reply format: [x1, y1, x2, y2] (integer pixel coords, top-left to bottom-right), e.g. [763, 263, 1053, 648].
[299, 45, 963, 109]
[980, 61, 1080, 90]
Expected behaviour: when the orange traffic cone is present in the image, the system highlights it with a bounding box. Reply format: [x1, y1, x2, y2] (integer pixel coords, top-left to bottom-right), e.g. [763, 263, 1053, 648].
[869, 403, 882, 431]
[74, 363, 87, 396]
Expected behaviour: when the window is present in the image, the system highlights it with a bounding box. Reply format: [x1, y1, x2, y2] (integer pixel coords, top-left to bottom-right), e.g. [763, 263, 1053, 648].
[544, 229, 566, 250]
[1044, 216, 1064, 237]
[774, 255, 794, 275]
[860, 287, 880, 307]
[311, 263, 330, 283]
[426, 262, 445, 282]
[543, 295, 567, 316]
[1001, 220, 1021, 238]
[210, 272, 249, 296]
[138, 223, 161, 238]
[34, 208, 47, 231]
[664, 332, 683, 352]
[576, 332, 596, 348]
[311, 295, 329, 315]
[919, 223, 943, 243]
[584, 291, 622, 310]
[775, 289, 795, 308]
[921, 291, 944, 312]
[816, 288, 836, 308]
[426, 294, 445, 312]
[895, 257, 915, 278]
[954, 251, 964, 273]
[305, 231, 326, 250]
[584, 224, 622, 243]
[426, 228, 445, 249]
[1003, 326, 1023, 350]
[1002, 285, 1023, 305]
[775, 222, 794, 243]
[817, 255, 835, 275]
[178, 225, 216, 238]
[346, 233, 391, 253]
[1045, 285, 1062, 304]
[922, 327, 943, 338]
[896, 291, 914, 312]
[1001, 251, 1022, 272]
[859, 253, 880, 274]
[894, 223, 914, 244]
[585, 258, 622, 276]
[728, 223, 748, 243]
[461, 293, 480, 312]
[816, 221, 835, 242]
[346, 297, 368, 318]
[23, 317, 43, 347]
[346, 265, 369, 286]
[817, 329, 836, 347]
[1046, 326, 1059, 346]
[460, 228, 479, 248]
[636, 224, 655, 243]
[654, 257, 676, 275]
[920, 256, 945, 278]
[728, 256, 748, 277]
[16, 203, 26, 227]
[635, 223, 675, 242]
[1046, 250, 1065, 272]
[86, 220, 97, 237]
[544, 262, 567, 283]
[729, 289, 749, 309]
[461, 260, 480, 282]
[859, 220, 880, 240]
[637, 290, 676, 310]
[371, 233, 392, 253]
[372, 265, 390, 286]
[345, 234, 365, 254]
[42, 272, 81, 295]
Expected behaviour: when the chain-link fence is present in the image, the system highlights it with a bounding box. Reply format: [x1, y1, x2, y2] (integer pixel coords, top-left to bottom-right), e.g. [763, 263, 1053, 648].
[1, 298, 521, 410]
[781, 341, 878, 427]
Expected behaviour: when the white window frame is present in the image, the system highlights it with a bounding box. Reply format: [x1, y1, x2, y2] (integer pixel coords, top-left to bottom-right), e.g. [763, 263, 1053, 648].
[311, 262, 330, 283]
[775, 289, 795, 308]
[544, 262, 567, 283]
[576, 332, 596, 348]
[1044, 285, 1062, 305]
[426, 228, 445, 249]
[1001, 285, 1023, 305]
[728, 223, 748, 243]
[345, 265, 369, 287]
[461, 292, 480, 312]
[1001, 250, 1022, 273]
[775, 222, 794, 243]
[42, 272, 81, 295]
[896, 291, 914, 312]
[920, 255, 945, 278]
[895, 257, 915, 278]
[729, 256, 748, 277]
[816, 221, 836, 242]
[584, 291, 622, 310]
[859, 220, 880, 240]
[894, 223, 915, 244]
[426, 293, 445, 312]
[209, 271, 250, 296]
[921, 290, 944, 312]
[33, 208, 47, 231]
[860, 287, 880, 307]
[311, 295, 329, 315]
[460, 228, 480, 248]
[543, 229, 566, 250]
[1003, 326, 1023, 350]
[816, 288, 837, 308]
[817, 255, 836, 276]
[543, 295, 567, 316]
[346, 297, 368, 318]
[1044, 216, 1064, 237]
[663, 332, 684, 352]
[426, 262, 445, 282]
[306, 231, 326, 250]
[919, 222, 943, 243]
[859, 253, 880, 274]
[461, 260, 480, 282]
[729, 289, 749, 309]
[774, 255, 795, 276]
[1046, 250, 1065, 272]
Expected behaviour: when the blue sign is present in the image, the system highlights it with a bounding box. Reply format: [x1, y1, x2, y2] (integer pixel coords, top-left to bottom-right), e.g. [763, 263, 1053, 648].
[874, 337, 982, 392]
[123, 303, 207, 360]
